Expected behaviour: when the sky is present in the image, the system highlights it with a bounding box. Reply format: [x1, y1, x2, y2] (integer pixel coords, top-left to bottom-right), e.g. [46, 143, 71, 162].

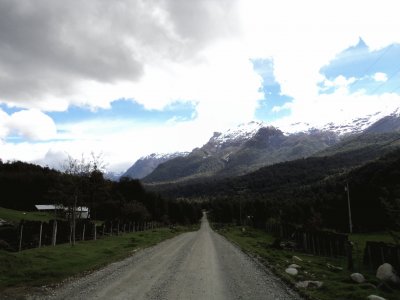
[0, 0, 400, 173]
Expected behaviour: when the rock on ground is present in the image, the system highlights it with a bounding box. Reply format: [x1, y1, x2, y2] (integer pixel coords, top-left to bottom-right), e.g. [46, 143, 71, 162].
[350, 273, 366, 283]
[295, 281, 323, 289]
[288, 264, 301, 269]
[292, 256, 303, 262]
[376, 263, 400, 284]
[367, 295, 386, 300]
[285, 268, 298, 276]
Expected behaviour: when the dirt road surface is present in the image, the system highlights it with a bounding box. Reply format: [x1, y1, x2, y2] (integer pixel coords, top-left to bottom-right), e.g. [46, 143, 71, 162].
[45, 213, 300, 300]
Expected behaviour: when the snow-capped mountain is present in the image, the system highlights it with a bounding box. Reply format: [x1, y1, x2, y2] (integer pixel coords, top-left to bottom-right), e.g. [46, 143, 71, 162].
[211, 121, 266, 146]
[142, 122, 337, 183]
[122, 152, 189, 179]
[131, 106, 400, 184]
[277, 107, 400, 136]
[203, 107, 400, 145]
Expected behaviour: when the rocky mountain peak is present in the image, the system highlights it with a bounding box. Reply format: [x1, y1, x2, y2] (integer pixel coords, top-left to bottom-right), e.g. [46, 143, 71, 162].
[245, 126, 284, 148]
[122, 151, 189, 179]
[204, 121, 267, 150]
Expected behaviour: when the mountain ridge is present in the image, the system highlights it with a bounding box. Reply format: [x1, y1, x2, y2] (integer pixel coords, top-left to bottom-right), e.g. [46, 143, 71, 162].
[123, 107, 400, 183]
[121, 152, 189, 179]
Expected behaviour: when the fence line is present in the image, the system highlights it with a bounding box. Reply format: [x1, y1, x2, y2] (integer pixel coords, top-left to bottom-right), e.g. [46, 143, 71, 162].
[265, 222, 349, 257]
[0, 219, 161, 252]
[363, 241, 400, 270]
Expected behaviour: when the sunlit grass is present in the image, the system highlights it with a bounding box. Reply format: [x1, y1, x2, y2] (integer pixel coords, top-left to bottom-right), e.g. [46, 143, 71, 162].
[0, 207, 59, 223]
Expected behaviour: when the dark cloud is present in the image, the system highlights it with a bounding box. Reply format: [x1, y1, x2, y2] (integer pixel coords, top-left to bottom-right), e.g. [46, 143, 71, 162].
[164, 0, 239, 46]
[0, 0, 239, 109]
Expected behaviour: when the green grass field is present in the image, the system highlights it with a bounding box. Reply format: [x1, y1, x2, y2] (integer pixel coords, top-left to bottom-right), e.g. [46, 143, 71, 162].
[0, 207, 59, 223]
[216, 225, 400, 300]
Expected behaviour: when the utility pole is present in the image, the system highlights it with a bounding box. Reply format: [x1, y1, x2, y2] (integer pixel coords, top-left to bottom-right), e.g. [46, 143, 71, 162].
[239, 197, 242, 226]
[72, 194, 77, 246]
[345, 181, 353, 234]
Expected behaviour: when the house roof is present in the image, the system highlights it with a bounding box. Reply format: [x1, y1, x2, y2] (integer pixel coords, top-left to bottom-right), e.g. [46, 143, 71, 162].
[35, 204, 63, 210]
[35, 205, 89, 212]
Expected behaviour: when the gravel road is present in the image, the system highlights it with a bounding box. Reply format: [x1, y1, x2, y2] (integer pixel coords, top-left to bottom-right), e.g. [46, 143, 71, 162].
[44, 213, 300, 300]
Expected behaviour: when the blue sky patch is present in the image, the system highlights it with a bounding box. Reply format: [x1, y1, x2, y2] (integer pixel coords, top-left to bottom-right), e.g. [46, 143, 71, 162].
[47, 99, 197, 124]
[1, 99, 197, 143]
[319, 39, 400, 95]
[1, 99, 197, 125]
[0, 104, 21, 115]
[252, 58, 293, 121]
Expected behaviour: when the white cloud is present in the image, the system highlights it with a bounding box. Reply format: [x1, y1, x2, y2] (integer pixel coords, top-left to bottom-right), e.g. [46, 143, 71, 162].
[323, 76, 357, 89]
[1, 118, 215, 172]
[1, 0, 400, 171]
[272, 90, 400, 131]
[0, 0, 241, 111]
[0, 109, 11, 139]
[239, 0, 400, 101]
[272, 102, 293, 113]
[2, 109, 57, 141]
[373, 72, 388, 82]
[33, 150, 69, 170]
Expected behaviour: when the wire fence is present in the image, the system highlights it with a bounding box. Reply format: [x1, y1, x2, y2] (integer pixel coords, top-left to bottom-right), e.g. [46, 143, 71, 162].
[0, 219, 160, 252]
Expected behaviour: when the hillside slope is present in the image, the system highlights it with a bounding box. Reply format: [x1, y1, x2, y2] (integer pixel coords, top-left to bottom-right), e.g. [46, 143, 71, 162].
[143, 126, 339, 183]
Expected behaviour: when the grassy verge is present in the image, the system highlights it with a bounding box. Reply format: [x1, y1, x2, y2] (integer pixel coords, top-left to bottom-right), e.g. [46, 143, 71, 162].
[0, 207, 59, 223]
[350, 232, 397, 273]
[215, 225, 400, 300]
[0, 225, 196, 293]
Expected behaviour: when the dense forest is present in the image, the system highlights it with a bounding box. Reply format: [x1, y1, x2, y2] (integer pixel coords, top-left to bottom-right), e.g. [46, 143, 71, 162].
[149, 144, 400, 233]
[206, 147, 400, 232]
[0, 160, 201, 224]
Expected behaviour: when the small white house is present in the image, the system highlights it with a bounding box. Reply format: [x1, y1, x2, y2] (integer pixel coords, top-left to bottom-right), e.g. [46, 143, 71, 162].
[35, 204, 90, 219]
[67, 206, 90, 219]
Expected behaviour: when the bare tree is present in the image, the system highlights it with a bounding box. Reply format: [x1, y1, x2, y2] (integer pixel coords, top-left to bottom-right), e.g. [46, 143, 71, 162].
[62, 152, 107, 245]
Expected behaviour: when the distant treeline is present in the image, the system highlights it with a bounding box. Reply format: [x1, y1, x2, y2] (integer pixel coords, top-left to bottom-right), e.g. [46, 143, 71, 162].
[0, 160, 201, 224]
[150, 145, 400, 232]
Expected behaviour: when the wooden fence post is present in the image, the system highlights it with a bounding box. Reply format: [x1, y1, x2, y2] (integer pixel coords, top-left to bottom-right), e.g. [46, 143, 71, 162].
[82, 224, 86, 241]
[380, 245, 385, 264]
[52, 220, 58, 246]
[18, 223, 24, 252]
[397, 248, 400, 270]
[38, 222, 43, 248]
[69, 223, 72, 244]
[303, 232, 308, 252]
[346, 240, 353, 271]
[311, 234, 316, 254]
